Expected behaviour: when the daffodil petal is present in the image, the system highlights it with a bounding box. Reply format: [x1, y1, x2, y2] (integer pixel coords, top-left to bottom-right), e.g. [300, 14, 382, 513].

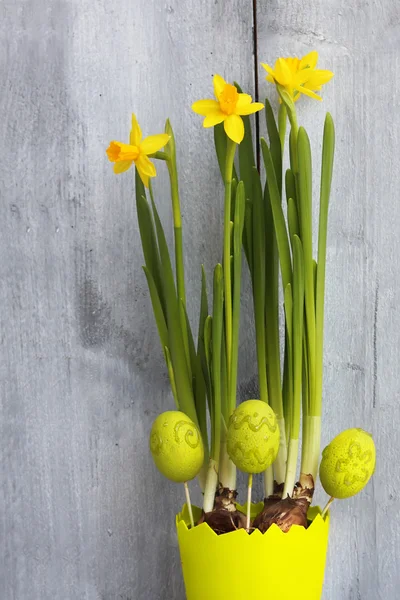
[135, 154, 155, 188]
[274, 58, 293, 86]
[297, 85, 322, 101]
[213, 74, 227, 99]
[192, 99, 220, 116]
[136, 168, 150, 188]
[203, 111, 226, 127]
[261, 63, 276, 79]
[236, 101, 264, 116]
[300, 51, 318, 70]
[224, 114, 244, 144]
[285, 57, 301, 74]
[130, 114, 142, 146]
[305, 70, 334, 88]
[236, 93, 252, 108]
[113, 160, 133, 174]
[136, 153, 157, 178]
[294, 68, 314, 86]
[140, 133, 170, 155]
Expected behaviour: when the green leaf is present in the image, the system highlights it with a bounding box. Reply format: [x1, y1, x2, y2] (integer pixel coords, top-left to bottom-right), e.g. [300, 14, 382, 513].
[261, 138, 292, 290]
[142, 266, 168, 351]
[135, 174, 165, 313]
[203, 315, 213, 406]
[297, 127, 316, 411]
[195, 267, 210, 449]
[150, 196, 197, 423]
[164, 346, 179, 409]
[181, 300, 198, 385]
[292, 235, 305, 437]
[282, 344, 291, 441]
[285, 169, 297, 205]
[230, 181, 245, 413]
[197, 266, 209, 358]
[313, 260, 318, 312]
[287, 197, 300, 244]
[278, 104, 287, 151]
[243, 198, 253, 273]
[252, 167, 268, 404]
[283, 283, 294, 437]
[284, 284, 293, 349]
[264, 172, 283, 420]
[265, 98, 282, 193]
[315, 113, 335, 410]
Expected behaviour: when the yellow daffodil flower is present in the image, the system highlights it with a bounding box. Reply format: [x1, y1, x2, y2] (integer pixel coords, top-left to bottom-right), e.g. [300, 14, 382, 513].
[192, 75, 264, 144]
[262, 51, 333, 102]
[106, 114, 170, 187]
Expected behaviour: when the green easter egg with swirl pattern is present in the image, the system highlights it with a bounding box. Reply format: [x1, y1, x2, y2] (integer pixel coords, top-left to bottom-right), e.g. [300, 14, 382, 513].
[149, 411, 204, 483]
[319, 428, 376, 499]
[226, 400, 280, 474]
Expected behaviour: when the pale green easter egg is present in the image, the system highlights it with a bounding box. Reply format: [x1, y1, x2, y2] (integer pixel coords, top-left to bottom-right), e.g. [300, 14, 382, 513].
[319, 428, 376, 499]
[149, 411, 204, 483]
[226, 400, 280, 474]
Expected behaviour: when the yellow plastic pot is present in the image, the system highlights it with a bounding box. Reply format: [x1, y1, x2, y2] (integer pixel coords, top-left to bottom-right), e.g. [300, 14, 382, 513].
[176, 502, 330, 600]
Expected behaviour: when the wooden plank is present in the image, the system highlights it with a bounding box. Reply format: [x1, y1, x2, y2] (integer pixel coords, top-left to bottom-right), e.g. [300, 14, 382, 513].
[0, 1, 256, 598]
[256, 1, 400, 598]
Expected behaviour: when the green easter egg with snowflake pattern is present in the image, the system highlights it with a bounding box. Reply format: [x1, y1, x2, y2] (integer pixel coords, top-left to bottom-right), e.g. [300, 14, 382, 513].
[149, 411, 204, 483]
[226, 400, 280, 474]
[319, 428, 376, 499]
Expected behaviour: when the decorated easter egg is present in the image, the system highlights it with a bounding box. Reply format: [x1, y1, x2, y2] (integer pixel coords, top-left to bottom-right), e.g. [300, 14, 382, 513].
[319, 428, 376, 499]
[149, 411, 204, 483]
[226, 400, 280, 474]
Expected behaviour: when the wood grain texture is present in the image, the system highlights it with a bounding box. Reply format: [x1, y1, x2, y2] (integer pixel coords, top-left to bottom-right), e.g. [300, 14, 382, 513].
[257, 2, 400, 599]
[0, 0, 398, 598]
[0, 1, 255, 599]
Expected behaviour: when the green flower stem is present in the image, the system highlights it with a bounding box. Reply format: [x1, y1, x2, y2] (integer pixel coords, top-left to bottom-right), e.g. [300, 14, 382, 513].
[150, 151, 169, 161]
[278, 104, 287, 151]
[223, 139, 237, 404]
[164, 121, 186, 308]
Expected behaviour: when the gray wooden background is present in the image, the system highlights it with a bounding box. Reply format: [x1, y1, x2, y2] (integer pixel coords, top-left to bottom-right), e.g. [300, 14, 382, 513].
[1, 1, 399, 598]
